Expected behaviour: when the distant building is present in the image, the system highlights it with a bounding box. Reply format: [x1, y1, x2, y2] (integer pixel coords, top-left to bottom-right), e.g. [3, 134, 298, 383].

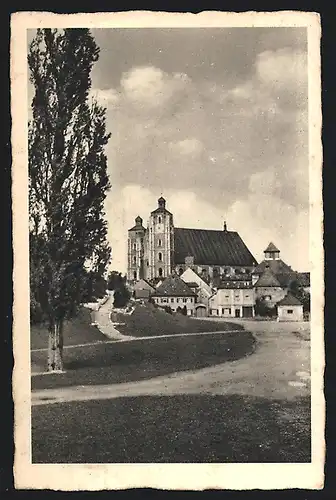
[127, 196, 257, 282]
[132, 278, 155, 300]
[277, 293, 304, 322]
[151, 274, 197, 316]
[180, 267, 213, 317]
[209, 280, 255, 318]
[252, 242, 309, 308]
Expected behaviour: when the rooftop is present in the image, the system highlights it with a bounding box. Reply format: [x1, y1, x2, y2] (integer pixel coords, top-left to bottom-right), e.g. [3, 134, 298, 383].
[174, 228, 257, 267]
[277, 293, 302, 306]
[152, 275, 197, 297]
[264, 242, 280, 253]
[254, 269, 282, 288]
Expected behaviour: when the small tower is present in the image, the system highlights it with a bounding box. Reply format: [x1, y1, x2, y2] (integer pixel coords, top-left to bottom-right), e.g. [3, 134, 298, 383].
[127, 216, 146, 282]
[146, 196, 174, 280]
[264, 242, 280, 260]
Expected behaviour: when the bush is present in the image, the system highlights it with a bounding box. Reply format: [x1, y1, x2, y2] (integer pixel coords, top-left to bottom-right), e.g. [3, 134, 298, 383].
[163, 305, 173, 315]
[113, 285, 131, 308]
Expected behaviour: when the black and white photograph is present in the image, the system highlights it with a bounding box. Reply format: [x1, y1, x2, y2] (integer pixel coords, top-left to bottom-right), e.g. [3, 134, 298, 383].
[11, 11, 324, 491]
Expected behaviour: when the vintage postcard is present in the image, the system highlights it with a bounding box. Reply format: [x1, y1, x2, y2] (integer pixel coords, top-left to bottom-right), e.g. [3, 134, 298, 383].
[11, 10, 324, 491]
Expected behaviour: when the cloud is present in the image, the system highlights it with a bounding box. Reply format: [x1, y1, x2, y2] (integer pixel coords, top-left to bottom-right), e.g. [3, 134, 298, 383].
[97, 50, 308, 272]
[90, 88, 120, 107]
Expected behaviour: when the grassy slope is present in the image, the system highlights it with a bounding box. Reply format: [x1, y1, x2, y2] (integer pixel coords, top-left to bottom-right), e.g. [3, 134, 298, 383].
[32, 394, 310, 463]
[31, 308, 108, 350]
[31, 331, 256, 390]
[116, 303, 244, 337]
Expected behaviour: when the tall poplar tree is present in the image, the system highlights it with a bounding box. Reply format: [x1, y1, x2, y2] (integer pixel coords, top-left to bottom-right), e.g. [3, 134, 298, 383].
[28, 29, 111, 371]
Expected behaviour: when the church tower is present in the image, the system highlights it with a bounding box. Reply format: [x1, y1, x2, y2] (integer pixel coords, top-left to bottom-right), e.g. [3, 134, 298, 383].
[146, 197, 174, 280]
[127, 216, 146, 282]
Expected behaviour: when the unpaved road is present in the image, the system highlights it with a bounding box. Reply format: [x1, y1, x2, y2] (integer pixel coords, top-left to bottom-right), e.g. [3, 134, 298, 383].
[32, 320, 310, 406]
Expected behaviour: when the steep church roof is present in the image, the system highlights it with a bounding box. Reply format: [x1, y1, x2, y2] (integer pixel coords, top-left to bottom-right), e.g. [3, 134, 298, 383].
[152, 275, 197, 297]
[254, 269, 282, 287]
[173, 228, 257, 267]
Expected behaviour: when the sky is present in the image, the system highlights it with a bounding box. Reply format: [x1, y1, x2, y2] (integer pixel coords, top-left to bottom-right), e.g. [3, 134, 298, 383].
[28, 27, 309, 273]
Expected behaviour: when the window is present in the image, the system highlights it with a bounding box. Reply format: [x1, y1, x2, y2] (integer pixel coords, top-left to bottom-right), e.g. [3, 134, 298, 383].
[133, 243, 136, 250]
[222, 308, 225, 314]
[158, 252, 162, 261]
[158, 239, 162, 247]
[265, 295, 272, 301]
[183, 298, 187, 303]
[133, 271, 137, 280]
[133, 256, 136, 264]
[158, 267, 163, 277]
[158, 216, 162, 224]
[287, 309, 293, 314]
[171, 298, 174, 303]
[178, 267, 183, 275]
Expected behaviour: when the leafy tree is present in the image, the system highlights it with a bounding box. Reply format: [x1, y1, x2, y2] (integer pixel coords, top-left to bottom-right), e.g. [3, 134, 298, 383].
[28, 29, 111, 371]
[113, 285, 131, 308]
[289, 279, 311, 313]
[255, 297, 277, 317]
[107, 270, 125, 291]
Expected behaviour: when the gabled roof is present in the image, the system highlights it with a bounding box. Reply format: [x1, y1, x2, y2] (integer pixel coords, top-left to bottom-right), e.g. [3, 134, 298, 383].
[185, 282, 199, 288]
[173, 228, 257, 267]
[217, 282, 253, 290]
[152, 275, 197, 297]
[253, 259, 293, 276]
[277, 293, 302, 306]
[254, 269, 282, 287]
[264, 242, 280, 253]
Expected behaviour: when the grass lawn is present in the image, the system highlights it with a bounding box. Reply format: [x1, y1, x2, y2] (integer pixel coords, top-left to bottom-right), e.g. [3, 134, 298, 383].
[31, 308, 107, 350]
[31, 331, 255, 390]
[116, 303, 244, 337]
[32, 394, 310, 463]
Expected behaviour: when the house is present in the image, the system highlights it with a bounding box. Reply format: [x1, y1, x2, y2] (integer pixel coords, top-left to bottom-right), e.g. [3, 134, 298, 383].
[151, 274, 197, 316]
[277, 293, 304, 322]
[133, 278, 155, 300]
[208, 281, 255, 318]
[127, 197, 257, 282]
[254, 268, 286, 308]
[180, 267, 213, 317]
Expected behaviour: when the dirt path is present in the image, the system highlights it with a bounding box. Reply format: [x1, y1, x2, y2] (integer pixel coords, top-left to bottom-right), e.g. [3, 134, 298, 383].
[93, 294, 136, 341]
[32, 324, 310, 406]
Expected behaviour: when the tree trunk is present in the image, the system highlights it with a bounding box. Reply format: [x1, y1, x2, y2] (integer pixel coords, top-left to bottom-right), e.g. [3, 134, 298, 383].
[47, 320, 64, 372]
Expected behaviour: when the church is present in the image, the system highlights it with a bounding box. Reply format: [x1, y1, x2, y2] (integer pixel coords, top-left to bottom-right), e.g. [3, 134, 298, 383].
[127, 196, 258, 283]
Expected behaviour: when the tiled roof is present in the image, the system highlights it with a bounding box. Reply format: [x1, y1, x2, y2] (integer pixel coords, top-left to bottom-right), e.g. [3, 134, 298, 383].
[254, 269, 282, 287]
[173, 228, 257, 267]
[253, 259, 293, 276]
[217, 282, 253, 290]
[277, 293, 302, 306]
[264, 242, 280, 252]
[185, 282, 199, 288]
[153, 275, 197, 297]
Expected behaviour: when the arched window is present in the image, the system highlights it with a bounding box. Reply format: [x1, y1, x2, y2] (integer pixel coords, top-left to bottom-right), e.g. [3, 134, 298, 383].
[158, 239, 162, 247]
[178, 268, 183, 276]
[158, 216, 162, 224]
[158, 252, 162, 261]
[158, 268, 163, 277]
[133, 243, 136, 250]
[133, 271, 137, 280]
[133, 256, 136, 264]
